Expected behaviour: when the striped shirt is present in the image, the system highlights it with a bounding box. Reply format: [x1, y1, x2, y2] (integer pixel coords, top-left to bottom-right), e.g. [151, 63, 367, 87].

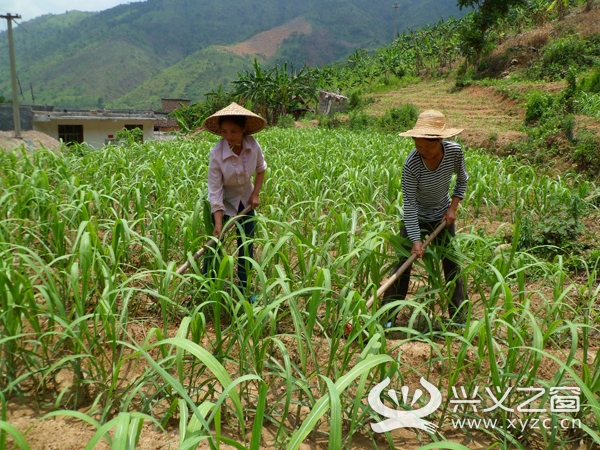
[401, 140, 468, 242]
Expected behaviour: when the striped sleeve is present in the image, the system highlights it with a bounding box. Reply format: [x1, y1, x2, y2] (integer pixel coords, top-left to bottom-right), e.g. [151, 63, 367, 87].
[452, 142, 468, 199]
[401, 155, 421, 243]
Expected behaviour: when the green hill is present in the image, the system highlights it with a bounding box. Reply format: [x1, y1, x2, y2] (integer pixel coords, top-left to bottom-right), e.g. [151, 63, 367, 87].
[0, 0, 466, 109]
[115, 48, 255, 109]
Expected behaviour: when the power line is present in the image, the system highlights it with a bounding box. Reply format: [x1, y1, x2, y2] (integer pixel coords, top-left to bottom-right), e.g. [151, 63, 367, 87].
[15, 20, 36, 103]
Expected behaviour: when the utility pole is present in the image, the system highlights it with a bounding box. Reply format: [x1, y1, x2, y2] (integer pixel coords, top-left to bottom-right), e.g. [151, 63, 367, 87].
[1, 13, 22, 138]
[393, 2, 399, 40]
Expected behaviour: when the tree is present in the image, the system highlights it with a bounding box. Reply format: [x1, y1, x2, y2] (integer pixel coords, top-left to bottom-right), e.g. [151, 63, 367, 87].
[115, 127, 143, 145]
[233, 59, 317, 124]
[171, 85, 234, 134]
[456, 0, 527, 70]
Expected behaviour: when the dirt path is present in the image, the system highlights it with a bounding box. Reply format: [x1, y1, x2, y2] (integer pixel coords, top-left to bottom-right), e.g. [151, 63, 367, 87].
[368, 79, 530, 150]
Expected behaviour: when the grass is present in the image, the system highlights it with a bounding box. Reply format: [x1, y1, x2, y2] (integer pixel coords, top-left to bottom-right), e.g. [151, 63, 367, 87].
[575, 91, 600, 118]
[362, 79, 524, 136]
[0, 128, 599, 449]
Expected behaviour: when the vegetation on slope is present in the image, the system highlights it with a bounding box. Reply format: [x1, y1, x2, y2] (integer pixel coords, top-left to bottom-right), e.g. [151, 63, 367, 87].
[0, 0, 465, 109]
[173, 0, 600, 179]
[116, 48, 255, 110]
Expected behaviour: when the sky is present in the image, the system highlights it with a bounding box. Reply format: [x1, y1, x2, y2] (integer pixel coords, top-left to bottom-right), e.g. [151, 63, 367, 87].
[0, 0, 134, 31]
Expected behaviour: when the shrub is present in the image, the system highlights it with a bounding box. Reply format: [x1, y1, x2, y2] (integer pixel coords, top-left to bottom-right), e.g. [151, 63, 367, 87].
[531, 35, 600, 80]
[561, 114, 575, 141]
[115, 127, 143, 145]
[525, 90, 554, 124]
[302, 111, 319, 121]
[346, 90, 364, 111]
[518, 194, 586, 258]
[346, 89, 374, 112]
[377, 104, 419, 133]
[348, 111, 374, 130]
[276, 114, 295, 128]
[451, 68, 475, 92]
[317, 114, 341, 129]
[452, 75, 473, 92]
[541, 38, 589, 68]
[573, 129, 600, 172]
[579, 66, 600, 94]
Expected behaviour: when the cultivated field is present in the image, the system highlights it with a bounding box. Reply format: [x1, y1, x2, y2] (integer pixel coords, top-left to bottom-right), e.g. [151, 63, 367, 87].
[1, 128, 599, 449]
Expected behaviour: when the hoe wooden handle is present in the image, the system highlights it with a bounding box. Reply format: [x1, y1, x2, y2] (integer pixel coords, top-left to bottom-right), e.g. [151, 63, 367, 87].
[365, 220, 447, 309]
[175, 204, 254, 275]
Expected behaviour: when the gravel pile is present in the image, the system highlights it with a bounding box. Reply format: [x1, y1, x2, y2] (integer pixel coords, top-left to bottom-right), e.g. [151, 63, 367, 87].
[0, 130, 62, 152]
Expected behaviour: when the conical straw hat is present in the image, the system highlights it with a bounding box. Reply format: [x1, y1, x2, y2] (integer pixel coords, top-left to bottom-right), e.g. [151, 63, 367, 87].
[398, 110, 463, 139]
[203, 102, 267, 135]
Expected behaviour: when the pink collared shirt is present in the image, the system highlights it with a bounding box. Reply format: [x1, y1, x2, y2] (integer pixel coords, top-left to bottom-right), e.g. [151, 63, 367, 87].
[207, 136, 267, 216]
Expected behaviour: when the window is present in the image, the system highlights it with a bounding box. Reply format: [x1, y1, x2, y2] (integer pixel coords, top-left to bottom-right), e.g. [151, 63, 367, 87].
[58, 124, 83, 145]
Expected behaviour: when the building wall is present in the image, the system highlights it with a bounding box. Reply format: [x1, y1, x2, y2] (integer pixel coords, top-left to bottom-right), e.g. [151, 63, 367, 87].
[0, 105, 56, 131]
[34, 119, 157, 149]
[161, 98, 190, 113]
[0, 105, 33, 131]
[318, 91, 348, 116]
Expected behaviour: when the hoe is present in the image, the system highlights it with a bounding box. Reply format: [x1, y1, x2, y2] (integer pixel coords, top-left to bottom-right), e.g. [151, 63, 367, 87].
[175, 204, 254, 275]
[148, 205, 254, 299]
[344, 219, 447, 337]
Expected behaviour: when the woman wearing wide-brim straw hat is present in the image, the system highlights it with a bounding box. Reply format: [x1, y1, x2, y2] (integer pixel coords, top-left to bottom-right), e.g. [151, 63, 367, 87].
[202, 102, 268, 300]
[382, 109, 469, 328]
[202, 102, 267, 136]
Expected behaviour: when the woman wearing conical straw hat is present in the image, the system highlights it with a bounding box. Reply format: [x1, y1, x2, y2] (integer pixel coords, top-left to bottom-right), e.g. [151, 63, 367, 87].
[383, 110, 469, 328]
[202, 102, 267, 300]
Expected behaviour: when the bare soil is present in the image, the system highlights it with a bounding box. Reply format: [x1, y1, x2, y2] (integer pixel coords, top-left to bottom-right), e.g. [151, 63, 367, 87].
[5, 7, 600, 450]
[5, 218, 599, 449]
[218, 16, 312, 59]
[5, 98, 600, 450]
[7, 101, 598, 450]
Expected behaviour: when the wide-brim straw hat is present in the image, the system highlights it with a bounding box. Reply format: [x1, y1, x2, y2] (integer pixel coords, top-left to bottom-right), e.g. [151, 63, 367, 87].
[203, 102, 267, 135]
[398, 110, 463, 139]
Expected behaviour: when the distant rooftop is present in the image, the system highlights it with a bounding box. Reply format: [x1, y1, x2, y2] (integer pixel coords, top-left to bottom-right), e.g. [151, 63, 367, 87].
[31, 106, 166, 122]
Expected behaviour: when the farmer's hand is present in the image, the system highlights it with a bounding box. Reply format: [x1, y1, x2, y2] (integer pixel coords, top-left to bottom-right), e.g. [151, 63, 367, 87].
[442, 207, 457, 226]
[411, 241, 424, 259]
[249, 193, 260, 209]
[212, 210, 224, 237]
[212, 222, 223, 237]
[443, 197, 461, 226]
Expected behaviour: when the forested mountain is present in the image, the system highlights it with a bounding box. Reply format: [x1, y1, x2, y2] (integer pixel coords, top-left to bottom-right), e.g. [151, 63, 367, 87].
[0, 0, 466, 109]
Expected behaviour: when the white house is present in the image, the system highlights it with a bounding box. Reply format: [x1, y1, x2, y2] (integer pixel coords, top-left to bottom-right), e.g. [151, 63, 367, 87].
[1, 105, 167, 149]
[33, 108, 166, 148]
